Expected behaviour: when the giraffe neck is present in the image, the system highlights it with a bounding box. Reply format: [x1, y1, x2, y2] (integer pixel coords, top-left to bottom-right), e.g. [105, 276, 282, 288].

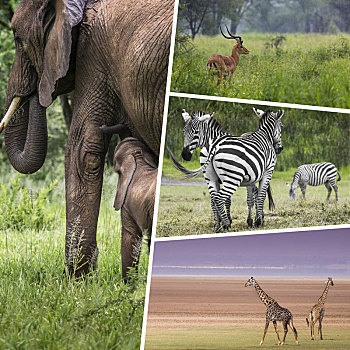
[254, 282, 277, 307]
[318, 281, 331, 306]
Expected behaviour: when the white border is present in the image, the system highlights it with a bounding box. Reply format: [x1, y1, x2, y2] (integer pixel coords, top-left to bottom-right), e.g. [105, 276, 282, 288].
[140, 1, 180, 349]
[155, 224, 350, 242]
[169, 92, 350, 114]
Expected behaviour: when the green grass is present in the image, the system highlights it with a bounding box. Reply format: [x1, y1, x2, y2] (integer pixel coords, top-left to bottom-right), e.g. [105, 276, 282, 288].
[0, 172, 148, 349]
[145, 326, 350, 349]
[171, 33, 350, 108]
[156, 176, 350, 237]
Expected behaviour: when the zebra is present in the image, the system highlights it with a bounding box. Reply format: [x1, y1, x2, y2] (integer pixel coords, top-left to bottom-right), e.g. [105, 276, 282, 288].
[176, 108, 275, 230]
[169, 108, 283, 231]
[287, 162, 341, 201]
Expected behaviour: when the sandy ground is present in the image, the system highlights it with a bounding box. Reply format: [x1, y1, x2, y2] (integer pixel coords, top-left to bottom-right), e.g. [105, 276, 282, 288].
[146, 276, 350, 331]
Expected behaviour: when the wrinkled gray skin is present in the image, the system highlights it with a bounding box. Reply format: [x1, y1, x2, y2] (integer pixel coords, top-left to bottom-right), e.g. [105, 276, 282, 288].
[3, 0, 173, 277]
[112, 136, 157, 282]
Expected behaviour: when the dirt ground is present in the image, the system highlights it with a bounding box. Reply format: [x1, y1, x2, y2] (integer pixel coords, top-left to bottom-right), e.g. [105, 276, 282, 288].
[146, 276, 350, 331]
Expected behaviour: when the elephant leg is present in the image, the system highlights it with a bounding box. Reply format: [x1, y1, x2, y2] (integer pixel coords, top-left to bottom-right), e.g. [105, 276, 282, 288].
[121, 212, 143, 283]
[65, 110, 112, 277]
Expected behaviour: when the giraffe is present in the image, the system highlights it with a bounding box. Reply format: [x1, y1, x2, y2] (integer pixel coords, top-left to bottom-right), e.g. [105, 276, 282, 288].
[245, 277, 299, 346]
[306, 277, 334, 340]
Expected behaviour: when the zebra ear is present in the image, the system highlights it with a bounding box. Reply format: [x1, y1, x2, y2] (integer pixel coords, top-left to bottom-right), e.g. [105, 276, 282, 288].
[199, 112, 214, 122]
[253, 108, 264, 119]
[277, 110, 284, 119]
[182, 109, 191, 122]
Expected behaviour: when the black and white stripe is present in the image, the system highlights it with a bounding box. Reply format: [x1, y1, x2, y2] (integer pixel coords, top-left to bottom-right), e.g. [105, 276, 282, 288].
[288, 162, 341, 201]
[171, 108, 284, 231]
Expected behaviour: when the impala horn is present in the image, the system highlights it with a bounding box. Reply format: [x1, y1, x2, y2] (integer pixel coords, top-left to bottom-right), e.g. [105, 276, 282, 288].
[220, 25, 243, 44]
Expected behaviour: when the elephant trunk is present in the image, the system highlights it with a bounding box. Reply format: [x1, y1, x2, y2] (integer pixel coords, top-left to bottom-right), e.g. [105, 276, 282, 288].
[3, 94, 48, 174]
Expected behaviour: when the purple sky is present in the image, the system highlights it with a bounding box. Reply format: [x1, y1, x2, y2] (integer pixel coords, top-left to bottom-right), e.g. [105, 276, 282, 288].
[152, 228, 350, 277]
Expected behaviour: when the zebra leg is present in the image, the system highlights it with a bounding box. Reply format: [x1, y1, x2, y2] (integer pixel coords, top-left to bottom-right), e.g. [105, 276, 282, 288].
[205, 172, 222, 232]
[330, 179, 338, 201]
[325, 181, 332, 200]
[246, 185, 257, 228]
[225, 197, 232, 225]
[212, 191, 231, 231]
[300, 184, 307, 199]
[254, 176, 271, 227]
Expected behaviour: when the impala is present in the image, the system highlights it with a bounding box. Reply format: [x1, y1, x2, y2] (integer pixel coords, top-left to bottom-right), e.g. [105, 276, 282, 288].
[207, 25, 249, 87]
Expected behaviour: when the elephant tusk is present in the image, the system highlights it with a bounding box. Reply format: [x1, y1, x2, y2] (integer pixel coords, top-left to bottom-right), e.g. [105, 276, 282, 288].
[0, 97, 21, 133]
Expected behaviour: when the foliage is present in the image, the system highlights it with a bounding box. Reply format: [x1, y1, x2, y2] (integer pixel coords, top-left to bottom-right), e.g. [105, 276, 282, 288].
[0, 174, 148, 349]
[178, 0, 350, 38]
[170, 33, 350, 109]
[156, 180, 350, 237]
[0, 176, 57, 231]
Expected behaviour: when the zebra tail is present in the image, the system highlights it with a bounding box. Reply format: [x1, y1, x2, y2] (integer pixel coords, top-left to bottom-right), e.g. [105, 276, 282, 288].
[267, 185, 275, 211]
[167, 147, 204, 178]
[306, 317, 309, 327]
[337, 170, 341, 182]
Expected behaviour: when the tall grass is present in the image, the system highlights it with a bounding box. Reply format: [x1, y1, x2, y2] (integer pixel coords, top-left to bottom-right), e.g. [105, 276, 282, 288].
[171, 33, 350, 108]
[0, 171, 148, 349]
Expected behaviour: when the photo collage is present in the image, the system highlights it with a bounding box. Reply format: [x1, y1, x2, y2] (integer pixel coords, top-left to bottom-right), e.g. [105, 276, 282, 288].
[0, 0, 349, 349]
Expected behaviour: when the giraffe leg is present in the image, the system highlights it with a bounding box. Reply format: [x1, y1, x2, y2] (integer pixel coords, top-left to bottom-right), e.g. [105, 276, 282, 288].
[290, 318, 299, 345]
[273, 320, 281, 345]
[319, 311, 325, 340]
[311, 320, 317, 340]
[260, 320, 270, 345]
[281, 321, 288, 345]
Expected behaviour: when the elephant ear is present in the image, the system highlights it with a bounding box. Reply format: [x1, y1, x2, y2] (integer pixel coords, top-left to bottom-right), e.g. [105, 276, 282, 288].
[39, 0, 87, 107]
[114, 155, 137, 211]
[142, 151, 158, 169]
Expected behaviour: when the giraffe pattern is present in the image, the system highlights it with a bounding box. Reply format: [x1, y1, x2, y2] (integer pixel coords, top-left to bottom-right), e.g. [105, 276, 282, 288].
[245, 277, 298, 346]
[306, 277, 334, 340]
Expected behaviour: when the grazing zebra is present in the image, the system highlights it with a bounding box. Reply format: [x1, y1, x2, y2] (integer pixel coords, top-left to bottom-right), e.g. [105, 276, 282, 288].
[170, 108, 284, 231]
[287, 162, 341, 201]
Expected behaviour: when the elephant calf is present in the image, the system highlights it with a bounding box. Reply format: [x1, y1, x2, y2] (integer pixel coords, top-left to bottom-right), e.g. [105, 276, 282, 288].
[102, 125, 158, 281]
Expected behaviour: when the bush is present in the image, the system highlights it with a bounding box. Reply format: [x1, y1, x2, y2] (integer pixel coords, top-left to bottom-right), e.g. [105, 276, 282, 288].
[0, 176, 57, 231]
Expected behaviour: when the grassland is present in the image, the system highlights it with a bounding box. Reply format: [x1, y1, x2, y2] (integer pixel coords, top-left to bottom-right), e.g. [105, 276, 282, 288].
[146, 326, 350, 350]
[0, 170, 148, 349]
[171, 33, 350, 109]
[157, 161, 350, 237]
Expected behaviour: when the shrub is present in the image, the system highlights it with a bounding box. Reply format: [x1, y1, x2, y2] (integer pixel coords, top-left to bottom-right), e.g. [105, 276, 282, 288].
[0, 176, 57, 231]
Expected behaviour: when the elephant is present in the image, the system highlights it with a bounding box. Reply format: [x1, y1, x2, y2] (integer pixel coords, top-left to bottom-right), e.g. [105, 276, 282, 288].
[0, 0, 174, 277]
[101, 124, 157, 282]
